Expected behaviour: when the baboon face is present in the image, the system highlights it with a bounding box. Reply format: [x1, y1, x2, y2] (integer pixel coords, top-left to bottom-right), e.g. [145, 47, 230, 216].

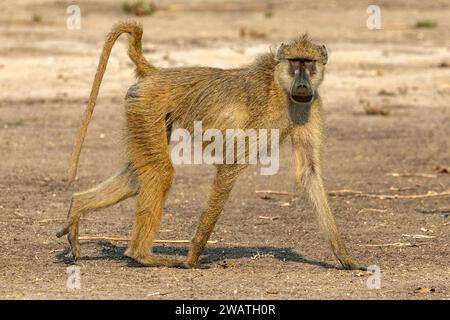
[274, 35, 328, 105]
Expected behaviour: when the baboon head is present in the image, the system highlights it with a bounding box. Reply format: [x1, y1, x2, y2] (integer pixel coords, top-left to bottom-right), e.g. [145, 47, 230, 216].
[273, 35, 328, 105]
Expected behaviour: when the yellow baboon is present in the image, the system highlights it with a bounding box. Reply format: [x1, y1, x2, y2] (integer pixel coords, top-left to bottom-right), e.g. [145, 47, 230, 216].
[57, 21, 365, 270]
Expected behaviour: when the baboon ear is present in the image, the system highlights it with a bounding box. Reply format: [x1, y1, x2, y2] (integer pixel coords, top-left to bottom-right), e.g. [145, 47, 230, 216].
[319, 45, 328, 65]
[271, 42, 286, 61]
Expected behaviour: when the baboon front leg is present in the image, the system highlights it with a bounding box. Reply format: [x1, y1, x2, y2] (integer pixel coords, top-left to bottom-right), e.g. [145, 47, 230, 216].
[56, 164, 138, 259]
[290, 132, 305, 192]
[185, 164, 246, 268]
[292, 128, 365, 271]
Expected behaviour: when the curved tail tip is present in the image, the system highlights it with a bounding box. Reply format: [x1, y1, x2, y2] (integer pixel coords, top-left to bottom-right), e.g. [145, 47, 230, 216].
[67, 169, 77, 186]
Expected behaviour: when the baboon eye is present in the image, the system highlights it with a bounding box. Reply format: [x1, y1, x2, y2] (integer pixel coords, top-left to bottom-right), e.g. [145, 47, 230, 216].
[288, 59, 315, 75]
[302, 59, 315, 67]
[288, 60, 299, 74]
[288, 58, 315, 65]
[288, 58, 314, 62]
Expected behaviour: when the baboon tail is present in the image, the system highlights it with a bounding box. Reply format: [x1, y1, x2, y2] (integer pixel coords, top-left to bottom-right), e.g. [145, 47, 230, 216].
[68, 21, 155, 184]
[123, 21, 156, 78]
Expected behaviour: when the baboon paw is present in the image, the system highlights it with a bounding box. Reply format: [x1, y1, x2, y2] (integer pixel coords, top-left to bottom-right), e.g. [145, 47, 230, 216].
[181, 261, 210, 269]
[68, 232, 81, 260]
[56, 224, 70, 238]
[56, 216, 79, 238]
[341, 261, 367, 271]
[353, 264, 368, 271]
[129, 254, 185, 268]
[56, 218, 81, 259]
[180, 261, 196, 269]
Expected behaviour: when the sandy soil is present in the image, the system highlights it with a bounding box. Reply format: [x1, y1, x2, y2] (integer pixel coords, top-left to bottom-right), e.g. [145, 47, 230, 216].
[0, 0, 449, 299]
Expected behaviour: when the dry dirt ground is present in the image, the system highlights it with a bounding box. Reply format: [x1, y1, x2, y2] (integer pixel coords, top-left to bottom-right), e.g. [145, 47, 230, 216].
[0, 0, 449, 299]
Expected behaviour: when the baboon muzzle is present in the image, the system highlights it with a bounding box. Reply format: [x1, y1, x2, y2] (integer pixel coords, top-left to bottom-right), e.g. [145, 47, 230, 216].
[290, 68, 314, 104]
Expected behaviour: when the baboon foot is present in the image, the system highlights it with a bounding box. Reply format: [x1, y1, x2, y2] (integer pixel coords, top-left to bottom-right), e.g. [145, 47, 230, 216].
[181, 261, 210, 269]
[339, 259, 367, 271]
[181, 258, 197, 269]
[124, 250, 185, 268]
[180, 255, 211, 269]
[56, 217, 81, 260]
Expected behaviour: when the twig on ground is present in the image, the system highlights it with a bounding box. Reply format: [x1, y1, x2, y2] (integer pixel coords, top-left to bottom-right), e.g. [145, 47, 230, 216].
[415, 207, 450, 214]
[257, 189, 450, 200]
[358, 242, 414, 247]
[78, 236, 218, 244]
[38, 217, 94, 223]
[402, 234, 436, 239]
[255, 190, 295, 196]
[357, 208, 388, 214]
[329, 189, 363, 196]
[388, 172, 437, 178]
[329, 189, 450, 199]
[384, 186, 416, 192]
[258, 215, 281, 221]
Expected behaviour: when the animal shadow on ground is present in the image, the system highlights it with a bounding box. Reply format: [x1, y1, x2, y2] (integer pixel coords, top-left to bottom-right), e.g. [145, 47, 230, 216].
[56, 241, 339, 269]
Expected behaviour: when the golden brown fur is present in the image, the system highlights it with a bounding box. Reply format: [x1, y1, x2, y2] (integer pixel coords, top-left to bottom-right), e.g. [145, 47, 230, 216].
[57, 21, 364, 270]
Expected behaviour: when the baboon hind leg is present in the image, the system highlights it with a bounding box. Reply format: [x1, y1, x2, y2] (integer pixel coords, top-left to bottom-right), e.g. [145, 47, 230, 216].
[124, 106, 183, 268]
[185, 164, 246, 268]
[56, 164, 138, 259]
[123, 167, 184, 267]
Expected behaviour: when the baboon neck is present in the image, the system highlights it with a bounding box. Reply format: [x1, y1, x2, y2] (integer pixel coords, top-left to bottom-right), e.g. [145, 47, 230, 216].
[289, 102, 312, 125]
